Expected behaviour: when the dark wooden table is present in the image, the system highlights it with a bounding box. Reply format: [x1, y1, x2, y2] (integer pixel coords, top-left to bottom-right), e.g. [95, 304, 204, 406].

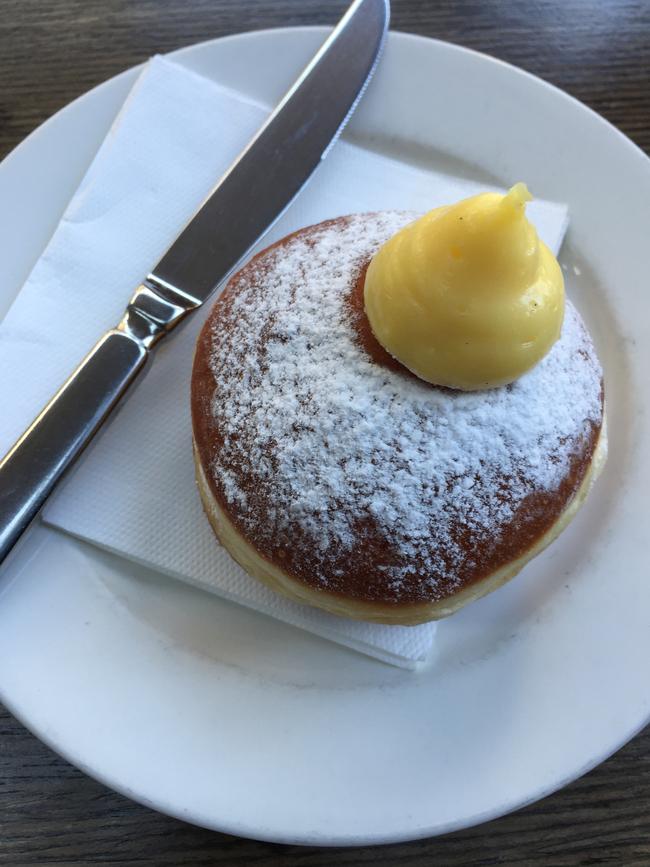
[1, 1, 649, 863]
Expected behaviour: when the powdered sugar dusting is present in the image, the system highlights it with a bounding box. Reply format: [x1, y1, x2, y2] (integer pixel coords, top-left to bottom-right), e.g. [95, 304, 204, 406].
[206, 213, 602, 601]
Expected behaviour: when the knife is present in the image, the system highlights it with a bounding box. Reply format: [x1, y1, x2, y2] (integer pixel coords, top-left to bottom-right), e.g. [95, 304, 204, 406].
[0, 0, 389, 567]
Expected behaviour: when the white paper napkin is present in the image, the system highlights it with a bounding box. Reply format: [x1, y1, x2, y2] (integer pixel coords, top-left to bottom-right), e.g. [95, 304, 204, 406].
[0, 56, 568, 668]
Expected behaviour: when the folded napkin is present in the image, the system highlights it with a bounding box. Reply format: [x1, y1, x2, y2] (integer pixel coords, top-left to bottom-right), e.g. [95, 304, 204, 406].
[0, 56, 568, 668]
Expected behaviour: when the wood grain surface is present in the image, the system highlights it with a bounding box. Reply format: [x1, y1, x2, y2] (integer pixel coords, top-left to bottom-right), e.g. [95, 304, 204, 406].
[1, 0, 649, 863]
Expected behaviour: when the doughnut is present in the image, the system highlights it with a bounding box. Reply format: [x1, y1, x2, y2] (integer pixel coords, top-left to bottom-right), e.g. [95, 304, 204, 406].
[191, 214, 606, 624]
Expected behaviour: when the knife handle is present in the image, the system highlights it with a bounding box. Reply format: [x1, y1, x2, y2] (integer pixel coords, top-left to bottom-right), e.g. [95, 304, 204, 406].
[0, 329, 148, 567]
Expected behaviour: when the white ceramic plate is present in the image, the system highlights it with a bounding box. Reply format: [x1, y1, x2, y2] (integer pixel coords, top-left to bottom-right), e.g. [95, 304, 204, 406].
[0, 28, 648, 846]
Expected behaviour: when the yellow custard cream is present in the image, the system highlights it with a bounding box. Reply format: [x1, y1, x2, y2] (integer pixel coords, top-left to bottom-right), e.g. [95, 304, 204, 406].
[364, 183, 565, 390]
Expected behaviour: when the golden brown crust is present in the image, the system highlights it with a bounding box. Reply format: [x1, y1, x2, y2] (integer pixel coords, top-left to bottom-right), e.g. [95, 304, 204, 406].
[193, 425, 607, 624]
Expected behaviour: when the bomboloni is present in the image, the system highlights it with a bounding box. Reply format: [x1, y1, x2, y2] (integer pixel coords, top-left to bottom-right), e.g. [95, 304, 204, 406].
[191, 214, 606, 625]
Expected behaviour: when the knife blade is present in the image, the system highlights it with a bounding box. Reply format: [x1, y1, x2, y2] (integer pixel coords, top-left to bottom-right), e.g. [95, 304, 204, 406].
[0, 0, 390, 567]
